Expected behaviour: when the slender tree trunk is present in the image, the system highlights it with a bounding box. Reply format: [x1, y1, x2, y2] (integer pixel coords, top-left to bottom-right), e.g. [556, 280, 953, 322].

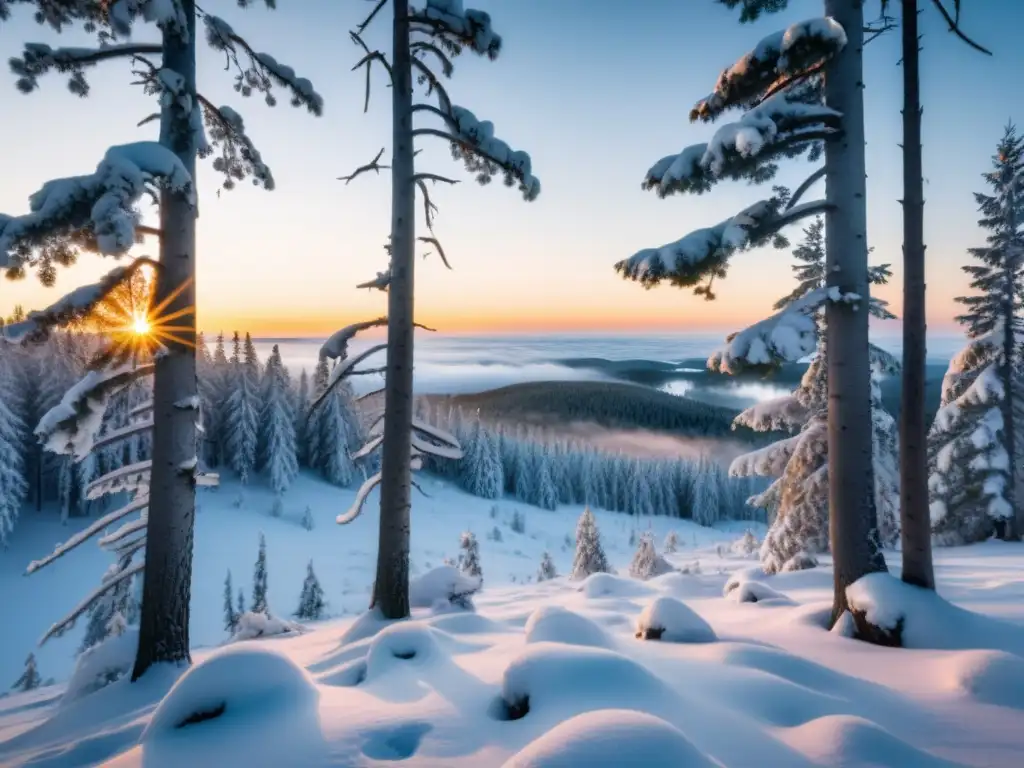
[898, 0, 935, 588]
[1004, 176, 1020, 540]
[132, 1, 199, 681]
[374, 0, 415, 620]
[823, 0, 890, 631]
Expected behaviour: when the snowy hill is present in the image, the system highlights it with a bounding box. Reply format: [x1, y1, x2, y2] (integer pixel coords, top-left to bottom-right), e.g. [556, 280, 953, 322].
[2, 473, 1024, 766]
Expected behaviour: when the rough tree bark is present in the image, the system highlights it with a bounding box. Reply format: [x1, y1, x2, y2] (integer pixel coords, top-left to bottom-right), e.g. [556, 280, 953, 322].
[823, 0, 890, 630]
[132, 0, 199, 680]
[898, 0, 935, 588]
[374, 0, 415, 619]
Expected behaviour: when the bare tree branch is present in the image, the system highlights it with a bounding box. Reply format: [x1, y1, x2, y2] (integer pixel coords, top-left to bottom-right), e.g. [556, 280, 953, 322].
[357, 0, 389, 34]
[929, 0, 992, 54]
[350, 30, 394, 112]
[417, 236, 452, 270]
[357, 270, 391, 292]
[338, 147, 390, 185]
[786, 167, 827, 212]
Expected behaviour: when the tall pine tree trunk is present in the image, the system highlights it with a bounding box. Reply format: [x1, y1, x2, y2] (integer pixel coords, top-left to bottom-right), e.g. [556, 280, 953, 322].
[898, 0, 935, 588]
[1004, 175, 1020, 540]
[132, 0, 199, 680]
[374, 0, 415, 619]
[823, 0, 889, 630]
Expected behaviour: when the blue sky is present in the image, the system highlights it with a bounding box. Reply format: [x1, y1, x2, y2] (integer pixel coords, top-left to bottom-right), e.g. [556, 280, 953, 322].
[1, 0, 1022, 336]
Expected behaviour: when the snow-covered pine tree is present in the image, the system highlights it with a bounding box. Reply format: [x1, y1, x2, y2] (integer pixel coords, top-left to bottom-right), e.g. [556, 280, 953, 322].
[207, 332, 231, 467]
[571, 507, 612, 580]
[533, 442, 558, 511]
[295, 370, 312, 467]
[537, 551, 557, 581]
[728, 220, 901, 571]
[258, 344, 298, 512]
[0, 355, 28, 546]
[692, 458, 721, 527]
[294, 560, 326, 621]
[664, 530, 679, 553]
[627, 459, 655, 517]
[615, 1, 887, 633]
[11, 654, 41, 693]
[2, 0, 321, 679]
[223, 332, 260, 484]
[223, 570, 238, 633]
[334, 0, 541, 620]
[929, 125, 1024, 544]
[629, 532, 673, 580]
[319, 379, 357, 487]
[252, 532, 269, 616]
[301, 505, 315, 531]
[307, 357, 330, 471]
[458, 531, 482, 581]
[236, 588, 246, 618]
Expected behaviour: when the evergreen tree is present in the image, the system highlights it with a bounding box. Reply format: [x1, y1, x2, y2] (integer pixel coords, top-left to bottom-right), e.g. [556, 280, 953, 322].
[294, 560, 326, 620]
[629, 532, 673, 580]
[0, 356, 28, 546]
[664, 530, 679, 553]
[258, 345, 299, 506]
[237, 588, 246, 618]
[533, 443, 558, 511]
[223, 332, 260, 483]
[692, 458, 721, 527]
[301, 505, 315, 531]
[931, 125, 1024, 543]
[295, 370, 312, 467]
[223, 570, 238, 633]
[457, 531, 482, 581]
[11, 654, 41, 692]
[307, 358, 330, 471]
[627, 459, 655, 517]
[251, 533, 269, 616]
[537, 551, 557, 581]
[319, 384, 357, 487]
[571, 507, 612, 580]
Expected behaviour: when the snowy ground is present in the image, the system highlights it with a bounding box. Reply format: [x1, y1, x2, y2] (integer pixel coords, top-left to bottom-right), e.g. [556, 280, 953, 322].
[1, 473, 1024, 767]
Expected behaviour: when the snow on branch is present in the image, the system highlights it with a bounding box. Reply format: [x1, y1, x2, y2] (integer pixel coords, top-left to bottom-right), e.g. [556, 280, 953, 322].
[129, 399, 154, 419]
[615, 198, 828, 292]
[320, 316, 388, 360]
[691, 17, 847, 123]
[85, 460, 151, 500]
[39, 559, 145, 645]
[337, 470, 382, 525]
[708, 287, 824, 375]
[443, 106, 539, 200]
[734, 394, 809, 433]
[729, 433, 803, 478]
[97, 514, 148, 549]
[412, 0, 502, 59]
[646, 91, 840, 198]
[0, 143, 193, 271]
[25, 494, 149, 575]
[10, 41, 162, 95]
[35, 363, 155, 460]
[90, 418, 155, 456]
[201, 14, 323, 115]
[0, 258, 156, 344]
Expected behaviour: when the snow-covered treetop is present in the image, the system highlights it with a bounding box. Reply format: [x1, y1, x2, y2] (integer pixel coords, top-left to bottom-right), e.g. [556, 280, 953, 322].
[691, 17, 846, 123]
[1, 258, 156, 344]
[0, 143, 191, 277]
[708, 286, 823, 374]
[645, 89, 839, 198]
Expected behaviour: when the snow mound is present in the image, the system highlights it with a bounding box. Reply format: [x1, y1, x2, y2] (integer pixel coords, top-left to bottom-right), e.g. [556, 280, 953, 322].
[847, 572, 1024, 653]
[722, 567, 767, 597]
[524, 606, 612, 649]
[365, 622, 444, 680]
[498, 642, 675, 721]
[410, 565, 481, 609]
[339, 607, 399, 646]
[502, 709, 718, 768]
[142, 645, 318, 739]
[63, 628, 138, 704]
[578, 572, 654, 599]
[727, 580, 794, 605]
[427, 611, 504, 635]
[943, 650, 1024, 709]
[635, 596, 716, 643]
[782, 714, 955, 767]
[229, 611, 303, 642]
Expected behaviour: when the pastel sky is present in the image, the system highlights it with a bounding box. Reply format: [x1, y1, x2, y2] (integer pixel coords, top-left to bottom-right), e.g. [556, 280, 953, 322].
[2, 0, 1023, 337]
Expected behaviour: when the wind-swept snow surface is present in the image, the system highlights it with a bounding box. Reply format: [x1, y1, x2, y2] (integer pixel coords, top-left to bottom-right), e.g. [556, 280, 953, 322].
[1, 475, 1024, 766]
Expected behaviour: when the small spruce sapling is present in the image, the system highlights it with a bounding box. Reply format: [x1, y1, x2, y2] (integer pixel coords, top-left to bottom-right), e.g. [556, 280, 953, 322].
[301, 505, 315, 531]
[12, 654, 41, 692]
[664, 530, 679, 553]
[237, 588, 245, 617]
[740, 529, 759, 556]
[628, 529, 637, 547]
[223, 570, 238, 633]
[571, 507, 612, 580]
[458, 531, 482, 581]
[294, 560, 326, 621]
[537, 551, 557, 581]
[629, 532, 673, 580]
[510, 509, 526, 534]
[251, 533, 269, 616]
[488, 526, 503, 542]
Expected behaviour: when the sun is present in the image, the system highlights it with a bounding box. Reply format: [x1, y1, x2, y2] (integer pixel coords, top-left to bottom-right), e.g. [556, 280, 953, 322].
[132, 314, 151, 336]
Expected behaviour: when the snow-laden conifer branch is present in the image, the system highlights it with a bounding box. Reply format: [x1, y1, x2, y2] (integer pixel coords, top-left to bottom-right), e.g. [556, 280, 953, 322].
[97, 514, 148, 549]
[88, 419, 156, 456]
[615, 198, 830, 292]
[196, 98, 273, 190]
[0, 258, 157, 343]
[129, 399, 154, 419]
[691, 17, 847, 122]
[35, 363, 155, 460]
[410, 0, 502, 59]
[9, 41, 163, 95]
[199, 13, 323, 114]
[39, 559, 145, 645]
[734, 395, 810, 433]
[644, 92, 840, 198]
[0, 143, 192, 275]
[337, 470, 382, 525]
[111, 532, 147, 561]
[319, 316, 388, 359]
[708, 287, 825, 375]
[352, 434, 384, 461]
[85, 460, 151, 500]
[25, 495, 149, 575]
[730, 433, 803, 477]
